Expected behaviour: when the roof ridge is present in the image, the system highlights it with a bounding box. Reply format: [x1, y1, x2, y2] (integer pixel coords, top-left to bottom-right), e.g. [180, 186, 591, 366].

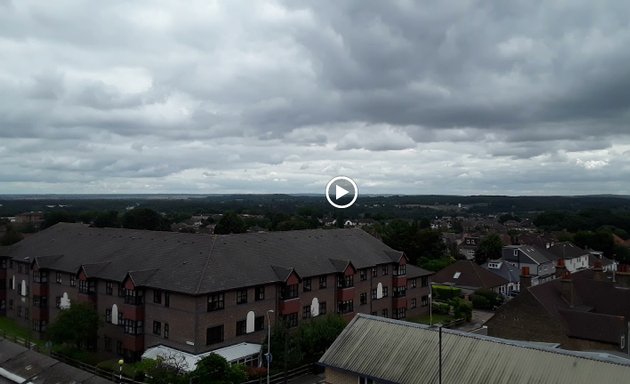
[194, 235, 217, 294]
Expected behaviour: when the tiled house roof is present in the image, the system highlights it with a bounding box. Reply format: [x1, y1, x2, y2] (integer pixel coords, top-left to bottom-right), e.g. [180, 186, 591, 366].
[6, 223, 432, 295]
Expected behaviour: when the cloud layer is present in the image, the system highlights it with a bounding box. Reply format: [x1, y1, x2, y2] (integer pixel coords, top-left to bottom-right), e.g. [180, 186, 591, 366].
[1, 0, 630, 195]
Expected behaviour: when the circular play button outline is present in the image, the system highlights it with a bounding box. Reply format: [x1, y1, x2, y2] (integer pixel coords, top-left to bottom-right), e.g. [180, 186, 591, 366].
[325, 176, 359, 209]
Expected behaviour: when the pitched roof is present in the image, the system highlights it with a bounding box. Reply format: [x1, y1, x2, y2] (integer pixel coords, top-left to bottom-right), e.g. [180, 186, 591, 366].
[548, 242, 589, 260]
[406, 264, 433, 279]
[503, 245, 555, 265]
[483, 260, 520, 283]
[432, 260, 508, 289]
[5, 223, 406, 295]
[319, 314, 630, 384]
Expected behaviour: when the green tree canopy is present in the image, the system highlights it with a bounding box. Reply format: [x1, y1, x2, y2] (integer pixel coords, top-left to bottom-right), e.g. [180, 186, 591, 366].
[47, 303, 100, 350]
[192, 354, 246, 384]
[121, 208, 169, 231]
[214, 212, 247, 234]
[1, 224, 23, 245]
[474, 234, 503, 265]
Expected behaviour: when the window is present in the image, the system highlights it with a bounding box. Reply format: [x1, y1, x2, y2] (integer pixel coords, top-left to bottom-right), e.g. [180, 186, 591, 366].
[118, 312, 124, 326]
[255, 316, 265, 332]
[338, 300, 353, 314]
[118, 284, 125, 297]
[79, 280, 89, 293]
[18, 263, 23, 274]
[32, 295, 47, 308]
[303, 305, 311, 319]
[31, 320, 47, 332]
[281, 284, 298, 299]
[164, 292, 170, 307]
[206, 325, 223, 345]
[303, 278, 311, 292]
[104, 336, 112, 352]
[153, 289, 162, 304]
[319, 276, 327, 289]
[153, 321, 162, 335]
[421, 276, 428, 287]
[393, 264, 406, 276]
[319, 302, 327, 315]
[55, 296, 61, 308]
[359, 376, 374, 384]
[283, 313, 298, 328]
[236, 320, 246, 336]
[255, 286, 265, 301]
[124, 319, 144, 335]
[236, 289, 248, 304]
[382, 286, 389, 298]
[164, 323, 169, 339]
[24, 307, 29, 320]
[33, 271, 48, 283]
[393, 308, 406, 320]
[409, 279, 417, 289]
[106, 309, 112, 323]
[371, 311, 377, 316]
[421, 295, 429, 307]
[411, 298, 417, 309]
[207, 293, 225, 311]
[360, 292, 367, 305]
[116, 340, 123, 355]
[17, 306, 22, 318]
[0, 259, 5, 269]
[55, 272, 62, 284]
[371, 288, 377, 300]
[371, 268, 377, 278]
[393, 286, 406, 298]
[69, 275, 76, 287]
[338, 275, 354, 288]
[360, 269, 367, 281]
[124, 289, 144, 305]
[382, 265, 388, 276]
[106, 282, 113, 295]
[382, 309, 388, 318]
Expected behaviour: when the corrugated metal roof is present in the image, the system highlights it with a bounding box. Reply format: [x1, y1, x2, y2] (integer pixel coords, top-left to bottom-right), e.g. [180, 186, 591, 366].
[319, 314, 630, 384]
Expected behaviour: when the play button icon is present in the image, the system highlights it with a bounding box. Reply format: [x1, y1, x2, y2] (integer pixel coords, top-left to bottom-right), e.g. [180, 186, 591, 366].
[326, 176, 359, 209]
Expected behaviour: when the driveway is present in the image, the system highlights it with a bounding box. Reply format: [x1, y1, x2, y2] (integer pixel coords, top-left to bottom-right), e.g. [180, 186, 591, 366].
[453, 310, 495, 332]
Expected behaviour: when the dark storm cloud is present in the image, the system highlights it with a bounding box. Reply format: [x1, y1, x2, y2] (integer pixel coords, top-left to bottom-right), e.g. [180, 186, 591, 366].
[0, 0, 629, 194]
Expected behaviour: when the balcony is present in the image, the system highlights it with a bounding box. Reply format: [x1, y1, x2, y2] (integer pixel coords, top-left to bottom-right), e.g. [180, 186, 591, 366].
[279, 297, 301, 315]
[392, 296, 407, 309]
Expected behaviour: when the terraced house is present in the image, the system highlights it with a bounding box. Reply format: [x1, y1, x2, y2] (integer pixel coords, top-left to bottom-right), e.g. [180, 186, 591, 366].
[0, 223, 432, 362]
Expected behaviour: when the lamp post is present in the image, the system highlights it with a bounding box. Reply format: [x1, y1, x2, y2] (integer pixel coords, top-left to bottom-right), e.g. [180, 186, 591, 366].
[266, 309, 274, 384]
[118, 359, 124, 384]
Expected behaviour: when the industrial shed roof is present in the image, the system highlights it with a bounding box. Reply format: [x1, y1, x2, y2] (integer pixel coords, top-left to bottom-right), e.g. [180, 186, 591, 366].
[319, 314, 630, 384]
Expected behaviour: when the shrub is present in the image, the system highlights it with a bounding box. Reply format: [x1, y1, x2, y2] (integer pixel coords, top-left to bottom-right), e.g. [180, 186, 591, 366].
[432, 285, 461, 300]
[432, 302, 450, 315]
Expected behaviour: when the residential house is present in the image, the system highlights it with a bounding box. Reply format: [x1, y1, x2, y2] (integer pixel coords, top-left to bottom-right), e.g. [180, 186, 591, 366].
[431, 260, 509, 296]
[547, 242, 590, 272]
[502, 245, 556, 286]
[458, 236, 480, 260]
[483, 260, 521, 295]
[319, 314, 630, 384]
[0, 223, 432, 362]
[486, 266, 630, 353]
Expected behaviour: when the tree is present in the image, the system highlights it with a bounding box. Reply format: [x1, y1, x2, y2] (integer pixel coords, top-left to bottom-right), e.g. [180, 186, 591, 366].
[1, 225, 23, 245]
[122, 208, 169, 231]
[94, 210, 120, 228]
[192, 354, 246, 384]
[47, 303, 100, 350]
[214, 212, 247, 234]
[474, 234, 503, 264]
[42, 211, 76, 228]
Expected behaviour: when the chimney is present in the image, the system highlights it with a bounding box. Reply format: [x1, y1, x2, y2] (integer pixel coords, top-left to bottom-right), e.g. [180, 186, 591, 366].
[560, 271, 575, 307]
[520, 266, 532, 290]
[555, 258, 567, 279]
[593, 260, 604, 281]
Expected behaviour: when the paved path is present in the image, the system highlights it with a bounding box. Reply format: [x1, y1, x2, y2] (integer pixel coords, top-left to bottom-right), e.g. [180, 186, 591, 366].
[453, 310, 495, 332]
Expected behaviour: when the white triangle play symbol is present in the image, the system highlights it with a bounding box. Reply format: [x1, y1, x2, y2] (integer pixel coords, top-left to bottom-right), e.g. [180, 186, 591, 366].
[335, 184, 350, 200]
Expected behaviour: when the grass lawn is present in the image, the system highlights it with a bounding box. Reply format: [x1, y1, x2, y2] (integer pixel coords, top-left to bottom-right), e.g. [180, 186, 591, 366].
[0, 316, 44, 346]
[408, 313, 454, 326]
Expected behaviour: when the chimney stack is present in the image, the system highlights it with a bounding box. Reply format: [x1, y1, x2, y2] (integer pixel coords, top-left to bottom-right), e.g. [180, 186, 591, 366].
[560, 271, 575, 307]
[593, 260, 604, 281]
[555, 258, 567, 279]
[520, 266, 532, 291]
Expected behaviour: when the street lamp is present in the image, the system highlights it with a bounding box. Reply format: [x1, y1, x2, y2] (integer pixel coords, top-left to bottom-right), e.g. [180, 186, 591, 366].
[266, 309, 274, 384]
[118, 359, 124, 384]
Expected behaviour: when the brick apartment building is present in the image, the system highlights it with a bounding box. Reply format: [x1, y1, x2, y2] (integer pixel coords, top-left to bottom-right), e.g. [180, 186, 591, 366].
[0, 223, 432, 362]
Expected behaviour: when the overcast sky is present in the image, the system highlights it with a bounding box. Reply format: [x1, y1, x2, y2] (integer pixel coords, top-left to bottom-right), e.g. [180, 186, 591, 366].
[1, 1, 629, 195]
